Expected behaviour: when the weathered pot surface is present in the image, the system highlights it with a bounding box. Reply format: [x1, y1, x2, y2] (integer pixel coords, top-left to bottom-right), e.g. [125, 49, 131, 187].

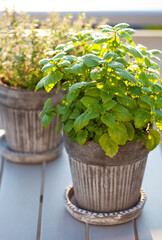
[64, 134, 149, 212]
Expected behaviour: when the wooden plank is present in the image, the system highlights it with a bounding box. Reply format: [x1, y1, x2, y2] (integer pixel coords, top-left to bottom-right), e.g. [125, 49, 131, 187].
[41, 149, 86, 240]
[89, 222, 135, 240]
[0, 160, 42, 240]
[136, 145, 162, 240]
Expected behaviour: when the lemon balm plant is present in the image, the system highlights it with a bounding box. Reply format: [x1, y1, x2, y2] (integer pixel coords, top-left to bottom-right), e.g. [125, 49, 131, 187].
[39, 23, 162, 157]
[38, 23, 162, 218]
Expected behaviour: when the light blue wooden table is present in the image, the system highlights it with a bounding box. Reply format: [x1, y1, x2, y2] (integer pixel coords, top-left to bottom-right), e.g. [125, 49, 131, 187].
[0, 130, 161, 240]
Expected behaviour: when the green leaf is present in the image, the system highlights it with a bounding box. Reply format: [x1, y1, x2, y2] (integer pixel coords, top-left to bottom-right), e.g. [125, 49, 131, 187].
[90, 68, 100, 80]
[69, 109, 80, 119]
[155, 97, 162, 108]
[117, 96, 136, 109]
[35, 75, 48, 91]
[114, 23, 129, 30]
[146, 129, 161, 151]
[43, 98, 52, 110]
[100, 91, 114, 103]
[74, 109, 99, 132]
[103, 52, 118, 61]
[63, 55, 75, 63]
[69, 82, 92, 94]
[117, 31, 132, 41]
[53, 52, 66, 59]
[55, 44, 65, 50]
[101, 113, 116, 128]
[116, 69, 137, 84]
[41, 112, 54, 128]
[103, 100, 117, 111]
[44, 71, 63, 92]
[42, 63, 55, 72]
[99, 133, 118, 158]
[80, 96, 99, 108]
[77, 129, 88, 145]
[83, 54, 100, 67]
[63, 120, 74, 134]
[124, 122, 135, 140]
[134, 109, 151, 129]
[39, 59, 50, 65]
[57, 60, 71, 67]
[107, 61, 124, 69]
[66, 89, 80, 103]
[122, 45, 143, 59]
[112, 104, 132, 121]
[139, 96, 154, 108]
[92, 36, 111, 44]
[108, 122, 128, 145]
[85, 87, 100, 97]
[150, 49, 161, 55]
[69, 62, 84, 74]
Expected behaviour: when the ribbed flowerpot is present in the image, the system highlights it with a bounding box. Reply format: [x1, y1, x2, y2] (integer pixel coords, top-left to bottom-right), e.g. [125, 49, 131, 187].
[64, 134, 149, 213]
[0, 84, 63, 155]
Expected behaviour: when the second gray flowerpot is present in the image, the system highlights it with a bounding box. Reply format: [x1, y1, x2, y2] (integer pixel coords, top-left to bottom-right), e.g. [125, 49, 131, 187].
[64, 134, 149, 212]
[0, 84, 63, 162]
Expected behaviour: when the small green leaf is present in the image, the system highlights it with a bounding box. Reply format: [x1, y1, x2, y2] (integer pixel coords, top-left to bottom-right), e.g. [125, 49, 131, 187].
[35, 75, 48, 91]
[80, 96, 99, 108]
[100, 91, 114, 103]
[103, 100, 117, 111]
[134, 109, 151, 129]
[101, 113, 116, 128]
[155, 97, 162, 108]
[58, 60, 71, 67]
[92, 36, 111, 44]
[77, 129, 88, 145]
[116, 69, 137, 84]
[53, 52, 66, 59]
[114, 23, 129, 30]
[83, 54, 100, 67]
[103, 52, 118, 61]
[69, 62, 84, 74]
[85, 87, 100, 97]
[63, 120, 74, 134]
[112, 104, 132, 122]
[70, 109, 80, 119]
[124, 122, 135, 140]
[146, 129, 161, 151]
[108, 122, 128, 145]
[117, 96, 136, 109]
[39, 59, 50, 65]
[41, 112, 54, 128]
[99, 133, 118, 158]
[42, 63, 55, 72]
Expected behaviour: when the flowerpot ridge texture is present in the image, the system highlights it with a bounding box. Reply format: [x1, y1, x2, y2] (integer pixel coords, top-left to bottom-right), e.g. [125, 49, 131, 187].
[0, 84, 62, 153]
[64, 134, 149, 212]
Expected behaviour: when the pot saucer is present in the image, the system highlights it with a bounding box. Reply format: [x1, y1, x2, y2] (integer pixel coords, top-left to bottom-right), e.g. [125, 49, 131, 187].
[0, 134, 63, 164]
[64, 184, 147, 225]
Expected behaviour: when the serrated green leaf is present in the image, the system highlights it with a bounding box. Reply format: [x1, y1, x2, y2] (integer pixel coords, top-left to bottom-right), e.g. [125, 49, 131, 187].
[69, 109, 80, 119]
[80, 96, 99, 108]
[114, 23, 129, 30]
[83, 54, 100, 67]
[116, 69, 137, 84]
[92, 36, 111, 44]
[103, 52, 118, 61]
[103, 100, 117, 111]
[122, 45, 143, 59]
[63, 55, 75, 63]
[63, 120, 74, 134]
[107, 61, 124, 69]
[112, 104, 132, 121]
[42, 63, 55, 72]
[74, 109, 99, 132]
[155, 97, 162, 108]
[69, 62, 84, 74]
[139, 96, 154, 108]
[90, 68, 100, 80]
[109, 122, 128, 145]
[134, 109, 151, 129]
[101, 113, 116, 128]
[55, 44, 65, 50]
[35, 75, 48, 91]
[53, 52, 66, 59]
[100, 91, 114, 103]
[41, 112, 54, 128]
[46, 50, 59, 56]
[99, 133, 118, 158]
[66, 89, 80, 103]
[124, 122, 135, 140]
[39, 59, 50, 65]
[44, 71, 63, 92]
[43, 98, 52, 110]
[69, 82, 92, 94]
[117, 31, 132, 41]
[77, 129, 88, 145]
[150, 49, 161, 55]
[58, 60, 71, 67]
[146, 129, 161, 151]
[116, 96, 136, 109]
[85, 87, 100, 97]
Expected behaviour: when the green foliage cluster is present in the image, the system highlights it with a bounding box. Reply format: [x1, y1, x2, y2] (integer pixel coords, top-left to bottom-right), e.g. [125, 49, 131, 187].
[38, 23, 162, 157]
[0, 9, 101, 90]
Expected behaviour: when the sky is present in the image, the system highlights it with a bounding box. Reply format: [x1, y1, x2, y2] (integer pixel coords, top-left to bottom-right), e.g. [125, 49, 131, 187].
[1, 0, 162, 12]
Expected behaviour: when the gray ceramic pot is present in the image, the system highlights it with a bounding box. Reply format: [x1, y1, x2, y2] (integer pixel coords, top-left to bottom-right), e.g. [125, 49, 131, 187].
[64, 134, 149, 212]
[0, 84, 63, 155]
